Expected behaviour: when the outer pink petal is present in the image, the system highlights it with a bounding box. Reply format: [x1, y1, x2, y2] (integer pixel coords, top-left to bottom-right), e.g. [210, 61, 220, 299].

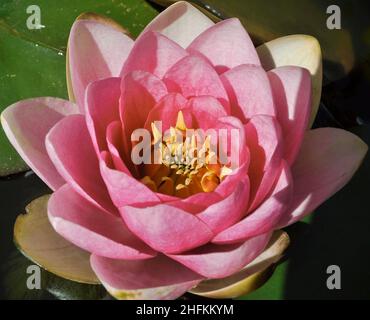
[85, 77, 121, 155]
[163, 55, 230, 111]
[120, 203, 214, 254]
[69, 20, 133, 112]
[141, 1, 214, 48]
[245, 115, 283, 212]
[277, 128, 368, 228]
[221, 65, 275, 122]
[187, 18, 260, 73]
[120, 71, 168, 144]
[90, 254, 203, 300]
[48, 184, 157, 259]
[120, 31, 188, 79]
[213, 161, 292, 244]
[197, 177, 250, 234]
[99, 151, 159, 208]
[168, 232, 272, 279]
[1, 98, 79, 190]
[46, 115, 117, 214]
[268, 66, 312, 165]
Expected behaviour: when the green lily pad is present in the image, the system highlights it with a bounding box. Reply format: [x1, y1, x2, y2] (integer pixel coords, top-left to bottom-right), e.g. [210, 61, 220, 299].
[0, 29, 66, 176]
[14, 194, 100, 285]
[0, 0, 158, 176]
[0, 171, 109, 300]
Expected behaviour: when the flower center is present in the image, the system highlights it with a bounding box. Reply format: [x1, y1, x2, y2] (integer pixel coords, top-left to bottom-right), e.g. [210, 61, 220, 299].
[140, 111, 232, 198]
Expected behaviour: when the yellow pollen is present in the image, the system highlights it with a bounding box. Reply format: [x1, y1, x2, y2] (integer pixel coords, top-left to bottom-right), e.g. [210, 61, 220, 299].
[143, 111, 232, 197]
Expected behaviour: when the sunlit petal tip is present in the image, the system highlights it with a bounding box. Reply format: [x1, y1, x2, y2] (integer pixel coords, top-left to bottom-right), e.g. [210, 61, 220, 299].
[67, 14, 133, 110]
[257, 34, 322, 126]
[66, 11, 131, 103]
[142, 1, 214, 48]
[1, 97, 79, 190]
[75, 12, 132, 36]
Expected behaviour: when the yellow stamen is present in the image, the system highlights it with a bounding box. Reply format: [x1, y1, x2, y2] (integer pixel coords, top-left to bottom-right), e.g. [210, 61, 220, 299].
[151, 122, 162, 144]
[152, 165, 170, 187]
[175, 110, 187, 131]
[144, 111, 233, 198]
[220, 166, 233, 180]
[158, 177, 174, 196]
[175, 184, 190, 198]
[201, 172, 219, 193]
[141, 176, 157, 192]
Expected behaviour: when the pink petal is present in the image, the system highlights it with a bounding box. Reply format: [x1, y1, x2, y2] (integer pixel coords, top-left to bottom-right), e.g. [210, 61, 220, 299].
[141, 1, 214, 48]
[1, 98, 79, 190]
[172, 161, 249, 214]
[187, 18, 260, 73]
[213, 116, 249, 168]
[268, 66, 312, 164]
[120, 71, 168, 147]
[120, 203, 214, 254]
[169, 232, 272, 278]
[216, 161, 250, 197]
[245, 115, 283, 212]
[187, 96, 229, 125]
[144, 93, 190, 133]
[277, 128, 368, 228]
[106, 121, 130, 174]
[85, 77, 121, 155]
[48, 184, 157, 259]
[171, 192, 223, 214]
[90, 254, 202, 300]
[213, 161, 293, 244]
[99, 151, 159, 208]
[120, 31, 188, 79]
[163, 55, 230, 110]
[221, 65, 275, 122]
[197, 176, 250, 234]
[46, 115, 117, 214]
[68, 19, 133, 112]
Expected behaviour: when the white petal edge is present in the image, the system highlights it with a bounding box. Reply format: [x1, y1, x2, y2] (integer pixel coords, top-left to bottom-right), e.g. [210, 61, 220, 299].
[257, 35, 322, 127]
[66, 12, 134, 109]
[141, 1, 214, 48]
[0, 97, 79, 190]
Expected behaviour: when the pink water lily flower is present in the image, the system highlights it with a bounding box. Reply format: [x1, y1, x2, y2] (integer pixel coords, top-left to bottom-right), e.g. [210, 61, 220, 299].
[1, 2, 368, 300]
